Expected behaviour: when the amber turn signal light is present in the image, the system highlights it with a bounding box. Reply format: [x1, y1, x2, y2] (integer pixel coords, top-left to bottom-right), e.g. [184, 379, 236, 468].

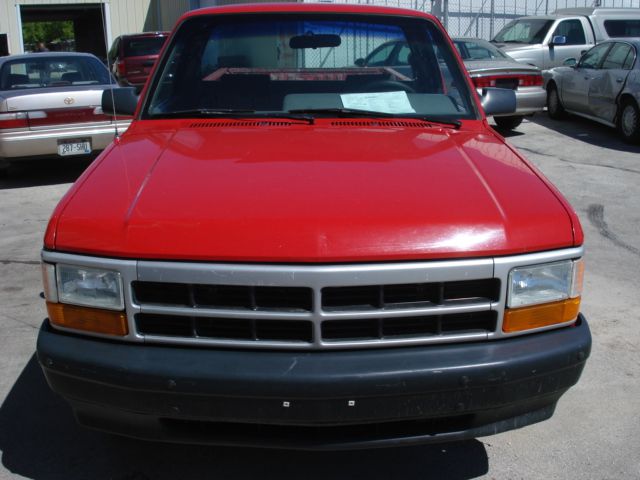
[46, 302, 128, 336]
[503, 297, 581, 333]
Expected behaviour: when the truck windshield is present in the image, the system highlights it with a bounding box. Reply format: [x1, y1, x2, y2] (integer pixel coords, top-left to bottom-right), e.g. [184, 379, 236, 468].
[493, 19, 554, 44]
[145, 13, 477, 121]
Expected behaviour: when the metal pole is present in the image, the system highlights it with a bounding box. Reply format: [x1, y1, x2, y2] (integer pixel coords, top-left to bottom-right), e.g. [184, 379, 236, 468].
[443, 0, 449, 31]
[489, 0, 495, 39]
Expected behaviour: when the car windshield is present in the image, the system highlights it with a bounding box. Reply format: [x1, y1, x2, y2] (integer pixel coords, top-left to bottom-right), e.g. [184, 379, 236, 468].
[0, 55, 111, 90]
[124, 36, 167, 57]
[493, 19, 553, 44]
[454, 39, 509, 60]
[145, 13, 477, 121]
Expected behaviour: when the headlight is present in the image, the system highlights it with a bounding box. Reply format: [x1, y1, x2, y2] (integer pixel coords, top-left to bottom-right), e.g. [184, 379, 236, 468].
[56, 264, 124, 310]
[503, 258, 584, 333]
[508, 260, 578, 308]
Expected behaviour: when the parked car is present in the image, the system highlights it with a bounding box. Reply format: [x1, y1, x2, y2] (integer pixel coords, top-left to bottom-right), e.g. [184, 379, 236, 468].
[0, 52, 131, 173]
[453, 38, 545, 129]
[107, 32, 169, 88]
[37, 3, 590, 449]
[544, 39, 640, 143]
[357, 38, 545, 129]
[491, 8, 640, 70]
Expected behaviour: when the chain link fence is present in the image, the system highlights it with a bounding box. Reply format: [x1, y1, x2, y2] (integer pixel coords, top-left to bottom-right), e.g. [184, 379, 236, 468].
[300, 0, 640, 40]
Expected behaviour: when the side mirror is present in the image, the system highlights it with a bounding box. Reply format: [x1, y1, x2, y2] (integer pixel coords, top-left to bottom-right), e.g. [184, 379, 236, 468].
[481, 87, 516, 116]
[354, 58, 366, 67]
[563, 57, 577, 67]
[102, 87, 139, 116]
[550, 35, 567, 46]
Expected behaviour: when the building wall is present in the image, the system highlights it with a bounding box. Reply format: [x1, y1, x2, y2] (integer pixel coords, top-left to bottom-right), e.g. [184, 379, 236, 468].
[0, 0, 190, 56]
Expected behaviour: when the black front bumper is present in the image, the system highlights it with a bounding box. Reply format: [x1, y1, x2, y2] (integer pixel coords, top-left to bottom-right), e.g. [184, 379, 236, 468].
[37, 316, 591, 450]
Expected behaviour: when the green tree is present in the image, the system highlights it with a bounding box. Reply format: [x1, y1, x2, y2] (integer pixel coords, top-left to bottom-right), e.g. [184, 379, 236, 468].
[23, 21, 74, 50]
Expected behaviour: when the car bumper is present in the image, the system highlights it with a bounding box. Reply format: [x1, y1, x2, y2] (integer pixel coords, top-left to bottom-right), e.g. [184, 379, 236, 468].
[0, 121, 130, 159]
[478, 87, 546, 117]
[37, 315, 591, 450]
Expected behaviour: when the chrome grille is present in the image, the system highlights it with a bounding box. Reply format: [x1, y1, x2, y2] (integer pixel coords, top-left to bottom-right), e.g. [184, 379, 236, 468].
[41, 247, 585, 349]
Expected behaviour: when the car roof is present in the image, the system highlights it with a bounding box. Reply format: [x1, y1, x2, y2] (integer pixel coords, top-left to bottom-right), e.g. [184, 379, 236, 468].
[119, 32, 170, 39]
[0, 51, 100, 65]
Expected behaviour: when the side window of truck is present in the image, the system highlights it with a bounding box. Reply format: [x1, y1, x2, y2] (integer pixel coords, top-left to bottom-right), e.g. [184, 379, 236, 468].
[552, 20, 586, 45]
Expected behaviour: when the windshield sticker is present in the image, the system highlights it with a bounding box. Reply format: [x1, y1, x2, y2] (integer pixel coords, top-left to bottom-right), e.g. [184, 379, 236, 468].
[340, 91, 416, 114]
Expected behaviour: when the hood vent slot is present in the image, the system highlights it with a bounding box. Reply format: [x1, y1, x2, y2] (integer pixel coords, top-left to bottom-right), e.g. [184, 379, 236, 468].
[330, 120, 429, 128]
[190, 120, 297, 128]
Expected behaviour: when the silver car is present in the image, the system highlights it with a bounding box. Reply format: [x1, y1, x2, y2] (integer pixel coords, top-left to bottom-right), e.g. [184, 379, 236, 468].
[0, 52, 130, 173]
[544, 39, 640, 143]
[453, 38, 546, 130]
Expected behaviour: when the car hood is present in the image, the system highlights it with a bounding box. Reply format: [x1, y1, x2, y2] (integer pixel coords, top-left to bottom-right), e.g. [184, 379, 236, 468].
[49, 119, 577, 262]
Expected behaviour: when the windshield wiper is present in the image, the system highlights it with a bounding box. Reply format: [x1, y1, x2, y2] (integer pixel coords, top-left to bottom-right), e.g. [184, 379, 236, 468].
[289, 108, 461, 129]
[150, 109, 315, 124]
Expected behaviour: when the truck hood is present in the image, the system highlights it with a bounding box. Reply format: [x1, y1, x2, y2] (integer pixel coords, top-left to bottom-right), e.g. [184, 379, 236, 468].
[50, 120, 577, 262]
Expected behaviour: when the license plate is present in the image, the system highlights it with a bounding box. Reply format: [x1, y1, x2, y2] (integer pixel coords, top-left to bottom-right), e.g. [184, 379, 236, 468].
[58, 140, 91, 156]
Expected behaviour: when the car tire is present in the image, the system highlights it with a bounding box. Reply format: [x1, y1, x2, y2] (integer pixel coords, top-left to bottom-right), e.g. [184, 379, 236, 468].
[494, 116, 523, 130]
[618, 99, 640, 144]
[547, 85, 566, 119]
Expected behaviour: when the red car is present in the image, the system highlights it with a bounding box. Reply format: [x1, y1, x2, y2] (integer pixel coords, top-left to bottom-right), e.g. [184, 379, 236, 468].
[37, 3, 590, 449]
[106, 32, 168, 87]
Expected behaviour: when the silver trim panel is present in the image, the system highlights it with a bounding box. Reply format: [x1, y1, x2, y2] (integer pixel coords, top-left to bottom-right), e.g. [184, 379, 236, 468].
[42, 246, 584, 350]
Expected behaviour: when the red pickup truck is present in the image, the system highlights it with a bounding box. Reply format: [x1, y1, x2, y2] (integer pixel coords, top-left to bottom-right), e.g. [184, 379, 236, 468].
[37, 3, 590, 449]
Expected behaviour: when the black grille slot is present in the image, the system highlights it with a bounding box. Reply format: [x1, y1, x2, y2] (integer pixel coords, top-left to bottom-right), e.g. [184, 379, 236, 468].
[322, 279, 498, 311]
[322, 286, 381, 310]
[136, 314, 193, 337]
[194, 285, 251, 309]
[443, 279, 500, 302]
[322, 319, 379, 340]
[441, 311, 497, 332]
[255, 320, 313, 342]
[323, 311, 496, 342]
[133, 282, 312, 312]
[383, 316, 439, 337]
[138, 314, 313, 343]
[196, 317, 253, 340]
[133, 281, 191, 306]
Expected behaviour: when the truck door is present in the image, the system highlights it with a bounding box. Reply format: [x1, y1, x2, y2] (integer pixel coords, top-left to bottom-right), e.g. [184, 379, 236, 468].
[588, 42, 635, 123]
[544, 19, 591, 70]
[561, 42, 611, 113]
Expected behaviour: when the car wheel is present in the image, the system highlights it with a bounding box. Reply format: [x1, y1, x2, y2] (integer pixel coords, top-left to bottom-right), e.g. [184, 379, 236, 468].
[494, 116, 523, 130]
[618, 100, 640, 144]
[547, 85, 566, 119]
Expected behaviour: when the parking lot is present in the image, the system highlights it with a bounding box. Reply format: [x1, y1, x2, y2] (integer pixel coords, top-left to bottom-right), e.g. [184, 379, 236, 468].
[0, 114, 639, 480]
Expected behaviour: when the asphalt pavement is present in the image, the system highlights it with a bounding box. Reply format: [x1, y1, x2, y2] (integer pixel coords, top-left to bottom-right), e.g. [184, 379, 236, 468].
[0, 114, 639, 479]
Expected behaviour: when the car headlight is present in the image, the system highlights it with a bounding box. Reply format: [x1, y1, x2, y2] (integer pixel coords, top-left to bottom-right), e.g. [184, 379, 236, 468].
[56, 264, 124, 310]
[504, 259, 584, 333]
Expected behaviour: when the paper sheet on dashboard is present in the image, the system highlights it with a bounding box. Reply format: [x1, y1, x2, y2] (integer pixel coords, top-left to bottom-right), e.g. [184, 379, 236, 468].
[340, 91, 415, 114]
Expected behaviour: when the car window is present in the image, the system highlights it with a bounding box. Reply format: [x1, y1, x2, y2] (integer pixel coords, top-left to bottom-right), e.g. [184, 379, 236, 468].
[604, 20, 640, 37]
[454, 39, 508, 60]
[146, 13, 477, 121]
[0, 56, 111, 90]
[123, 36, 167, 57]
[578, 43, 611, 69]
[602, 43, 634, 70]
[552, 20, 586, 45]
[365, 43, 396, 66]
[397, 44, 411, 65]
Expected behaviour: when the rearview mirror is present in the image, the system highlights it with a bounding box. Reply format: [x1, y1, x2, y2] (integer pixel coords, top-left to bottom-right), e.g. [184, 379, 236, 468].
[481, 87, 516, 116]
[102, 87, 139, 116]
[563, 57, 577, 67]
[289, 34, 341, 49]
[550, 35, 567, 46]
[354, 58, 366, 67]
